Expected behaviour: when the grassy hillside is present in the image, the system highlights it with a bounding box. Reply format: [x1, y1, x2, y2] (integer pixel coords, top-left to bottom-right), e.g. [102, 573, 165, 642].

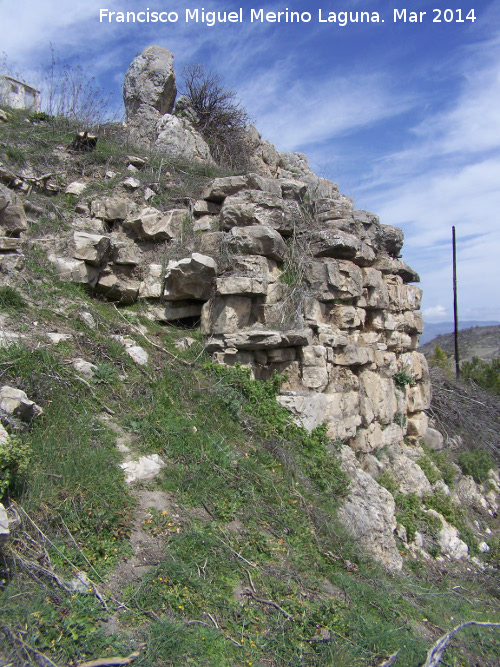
[420, 325, 500, 363]
[1, 106, 500, 667]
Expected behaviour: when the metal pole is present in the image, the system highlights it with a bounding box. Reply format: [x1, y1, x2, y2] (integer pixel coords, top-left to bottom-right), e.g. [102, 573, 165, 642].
[452, 226, 460, 378]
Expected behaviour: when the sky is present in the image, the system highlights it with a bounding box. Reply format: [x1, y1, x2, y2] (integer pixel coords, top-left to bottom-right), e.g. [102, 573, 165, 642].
[1, 0, 499, 324]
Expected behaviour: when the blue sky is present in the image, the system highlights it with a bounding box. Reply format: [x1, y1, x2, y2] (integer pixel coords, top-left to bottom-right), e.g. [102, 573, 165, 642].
[1, 1, 499, 323]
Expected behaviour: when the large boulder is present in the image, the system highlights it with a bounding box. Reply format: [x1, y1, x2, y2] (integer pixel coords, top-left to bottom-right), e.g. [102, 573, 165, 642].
[220, 189, 300, 236]
[164, 253, 217, 301]
[125, 206, 187, 241]
[226, 225, 286, 261]
[154, 116, 212, 164]
[338, 447, 403, 571]
[0, 386, 42, 421]
[123, 46, 177, 149]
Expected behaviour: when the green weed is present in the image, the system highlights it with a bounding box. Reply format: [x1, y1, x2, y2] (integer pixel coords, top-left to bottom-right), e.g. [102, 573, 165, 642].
[0, 285, 26, 311]
[457, 449, 493, 483]
[394, 371, 416, 388]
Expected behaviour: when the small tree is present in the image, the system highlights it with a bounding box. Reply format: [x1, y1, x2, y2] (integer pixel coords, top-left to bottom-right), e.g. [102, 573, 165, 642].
[179, 64, 252, 171]
[428, 344, 453, 376]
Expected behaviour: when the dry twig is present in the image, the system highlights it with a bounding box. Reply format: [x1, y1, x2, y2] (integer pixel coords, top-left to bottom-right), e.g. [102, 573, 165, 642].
[76, 652, 140, 667]
[242, 588, 294, 621]
[422, 621, 500, 667]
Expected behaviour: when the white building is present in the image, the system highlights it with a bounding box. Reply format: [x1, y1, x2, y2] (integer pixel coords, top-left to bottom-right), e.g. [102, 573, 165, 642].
[0, 76, 41, 112]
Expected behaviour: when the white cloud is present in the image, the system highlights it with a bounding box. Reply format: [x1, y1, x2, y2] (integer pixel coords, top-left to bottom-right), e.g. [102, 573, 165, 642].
[423, 305, 448, 322]
[242, 69, 413, 151]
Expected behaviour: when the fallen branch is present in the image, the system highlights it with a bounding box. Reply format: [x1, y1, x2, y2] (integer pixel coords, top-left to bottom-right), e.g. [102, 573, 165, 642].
[378, 652, 400, 667]
[0, 622, 61, 667]
[242, 588, 294, 621]
[76, 652, 140, 667]
[422, 621, 500, 667]
[72, 374, 115, 415]
[242, 566, 256, 593]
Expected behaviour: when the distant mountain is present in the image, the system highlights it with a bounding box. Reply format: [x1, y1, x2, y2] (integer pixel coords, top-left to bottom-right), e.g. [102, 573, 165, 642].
[419, 324, 500, 362]
[419, 320, 500, 345]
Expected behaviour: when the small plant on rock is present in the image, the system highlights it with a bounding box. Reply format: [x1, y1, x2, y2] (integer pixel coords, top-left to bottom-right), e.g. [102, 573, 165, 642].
[394, 370, 416, 388]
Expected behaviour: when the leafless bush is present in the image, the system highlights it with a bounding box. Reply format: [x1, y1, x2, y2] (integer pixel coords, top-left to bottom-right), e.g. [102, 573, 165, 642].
[42, 47, 115, 128]
[179, 64, 253, 172]
[428, 365, 500, 461]
[1, 47, 115, 128]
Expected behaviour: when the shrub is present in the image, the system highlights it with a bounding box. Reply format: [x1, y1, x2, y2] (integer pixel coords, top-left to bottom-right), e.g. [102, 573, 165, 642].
[457, 449, 493, 483]
[461, 356, 500, 395]
[428, 344, 453, 376]
[179, 64, 252, 171]
[417, 455, 441, 485]
[42, 47, 115, 127]
[0, 434, 31, 499]
[394, 371, 416, 388]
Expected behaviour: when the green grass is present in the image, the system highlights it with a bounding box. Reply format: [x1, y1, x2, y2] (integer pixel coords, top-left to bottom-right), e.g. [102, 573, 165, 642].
[1, 315, 499, 666]
[0, 285, 26, 312]
[1, 106, 500, 667]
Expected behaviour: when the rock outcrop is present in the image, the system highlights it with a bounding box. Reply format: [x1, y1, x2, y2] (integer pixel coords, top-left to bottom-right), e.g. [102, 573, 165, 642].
[23, 46, 475, 572]
[123, 46, 212, 163]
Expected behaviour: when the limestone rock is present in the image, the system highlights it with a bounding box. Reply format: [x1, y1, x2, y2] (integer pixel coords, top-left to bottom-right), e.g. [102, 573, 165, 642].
[0, 386, 42, 421]
[359, 370, 397, 426]
[193, 199, 221, 216]
[406, 411, 429, 438]
[96, 274, 141, 304]
[310, 230, 360, 259]
[47, 333, 72, 345]
[126, 207, 187, 241]
[111, 240, 141, 266]
[376, 225, 404, 257]
[220, 189, 299, 236]
[48, 255, 99, 287]
[203, 173, 280, 203]
[65, 181, 87, 196]
[0, 502, 8, 546]
[73, 232, 110, 266]
[0, 183, 28, 235]
[201, 296, 252, 334]
[72, 359, 98, 380]
[338, 447, 403, 571]
[139, 263, 164, 299]
[280, 178, 308, 201]
[305, 259, 363, 302]
[226, 225, 286, 261]
[216, 276, 268, 296]
[424, 427, 445, 451]
[155, 116, 213, 164]
[126, 346, 149, 366]
[91, 197, 134, 222]
[120, 454, 165, 483]
[149, 301, 203, 322]
[124, 46, 176, 149]
[123, 177, 141, 191]
[453, 476, 490, 512]
[164, 253, 217, 301]
[387, 454, 432, 496]
[193, 215, 214, 232]
[300, 345, 328, 390]
[276, 393, 328, 432]
[373, 256, 420, 283]
[425, 509, 469, 560]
